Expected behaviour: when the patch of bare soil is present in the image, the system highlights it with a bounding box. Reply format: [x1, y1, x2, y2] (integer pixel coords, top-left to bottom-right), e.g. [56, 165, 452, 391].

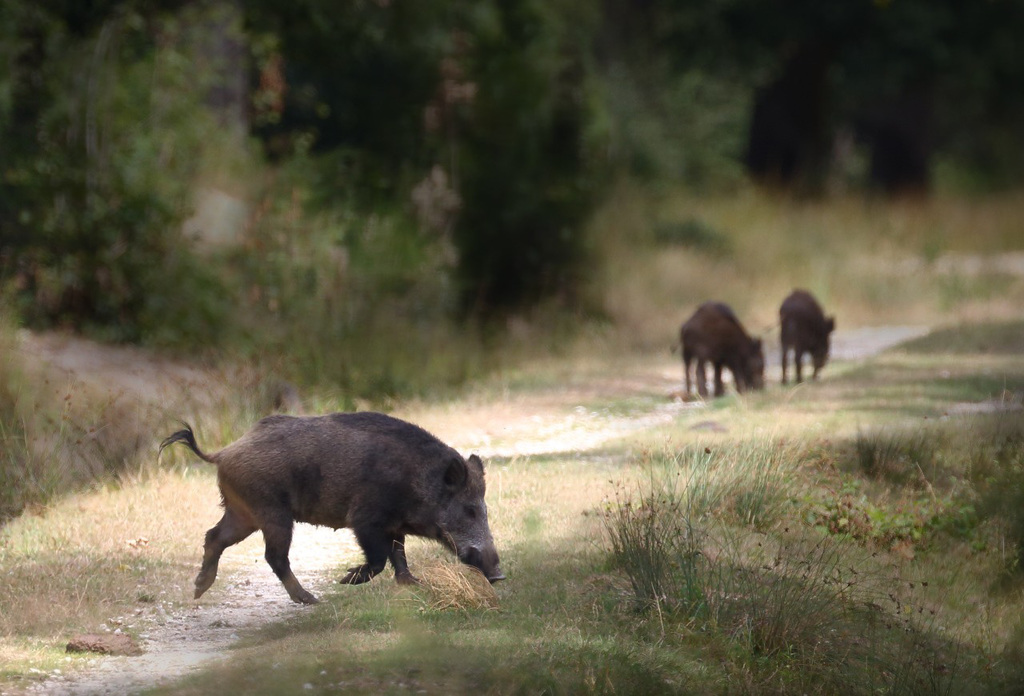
[22, 325, 929, 695]
[31, 526, 363, 696]
[17, 330, 227, 412]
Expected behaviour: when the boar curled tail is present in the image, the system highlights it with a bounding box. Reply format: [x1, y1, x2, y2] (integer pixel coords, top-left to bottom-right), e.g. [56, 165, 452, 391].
[159, 423, 216, 463]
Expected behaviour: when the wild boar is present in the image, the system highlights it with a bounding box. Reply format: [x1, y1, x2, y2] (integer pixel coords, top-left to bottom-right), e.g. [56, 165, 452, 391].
[680, 301, 765, 398]
[780, 289, 835, 384]
[159, 412, 504, 605]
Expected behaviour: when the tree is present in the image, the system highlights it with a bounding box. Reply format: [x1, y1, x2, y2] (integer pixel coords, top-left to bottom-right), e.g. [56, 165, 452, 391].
[452, 0, 607, 314]
[245, 0, 609, 315]
[0, 1, 228, 344]
[600, 0, 1024, 194]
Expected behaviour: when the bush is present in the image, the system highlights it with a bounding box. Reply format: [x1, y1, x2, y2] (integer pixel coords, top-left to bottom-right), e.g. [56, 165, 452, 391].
[227, 167, 488, 399]
[1, 5, 232, 347]
[601, 61, 750, 189]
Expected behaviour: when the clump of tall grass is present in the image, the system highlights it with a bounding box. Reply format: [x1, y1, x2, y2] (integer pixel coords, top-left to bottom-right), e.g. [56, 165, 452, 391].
[604, 467, 709, 614]
[971, 413, 1024, 573]
[0, 312, 63, 520]
[0, 307, 246, 522]
[853, 427, 942, 487]
[604, 440, 795, 613]
[605, 439, 983, 693]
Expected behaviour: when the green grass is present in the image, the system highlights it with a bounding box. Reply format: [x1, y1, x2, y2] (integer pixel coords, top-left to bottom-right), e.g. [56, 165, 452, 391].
[901, 321, 1024, 355]
[4, 189, 1024, 693]
[94, 321, 1017, 693]
[595, 187, 1024, 350]
[1, 324, 1023, 694]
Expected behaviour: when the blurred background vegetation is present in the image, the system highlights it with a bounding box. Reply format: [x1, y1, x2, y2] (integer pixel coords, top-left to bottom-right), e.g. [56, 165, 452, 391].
[3, 7, 1024, 687]
[1, 0, 1023, 398]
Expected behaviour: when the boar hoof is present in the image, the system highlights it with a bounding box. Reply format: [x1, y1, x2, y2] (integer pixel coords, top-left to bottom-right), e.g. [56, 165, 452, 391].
[293, 591, 319, 605]
[394, 572, 421, 586]
[194, 573, 215, 599]
[339, 565, 371, 585]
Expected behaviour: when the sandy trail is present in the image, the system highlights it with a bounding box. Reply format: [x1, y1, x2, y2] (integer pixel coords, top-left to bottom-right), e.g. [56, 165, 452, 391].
[23, 325, 926, 695]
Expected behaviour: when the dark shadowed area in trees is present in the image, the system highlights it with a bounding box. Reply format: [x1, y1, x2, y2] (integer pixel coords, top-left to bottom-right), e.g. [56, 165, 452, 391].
[1, 0, 1021, 342]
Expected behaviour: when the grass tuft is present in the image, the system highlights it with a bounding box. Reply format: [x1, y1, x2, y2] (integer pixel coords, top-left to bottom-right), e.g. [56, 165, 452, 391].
[414, 561, 500, 612]
[605, 435, 1000, 693]
[853, 427, 940, 486]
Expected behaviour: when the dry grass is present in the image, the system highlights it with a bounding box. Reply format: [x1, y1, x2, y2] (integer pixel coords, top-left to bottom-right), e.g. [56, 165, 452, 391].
[0, 468, 216, 638]
[0, 315, 249, 523]
[4, 190, 1024, 693]
[414, 560, 501, 611]
[594, 187, 1024, 351]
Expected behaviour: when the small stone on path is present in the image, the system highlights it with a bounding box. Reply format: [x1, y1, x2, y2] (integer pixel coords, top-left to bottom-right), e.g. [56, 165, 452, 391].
[66, 633, 144, 657]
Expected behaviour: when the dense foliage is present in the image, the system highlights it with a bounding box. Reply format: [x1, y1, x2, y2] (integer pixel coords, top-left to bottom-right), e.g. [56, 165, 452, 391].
[0, 2, 228, 342]
[1, 0, 1022, 343]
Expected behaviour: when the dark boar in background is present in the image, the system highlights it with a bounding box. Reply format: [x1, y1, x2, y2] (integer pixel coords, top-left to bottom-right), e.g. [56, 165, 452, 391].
[160, 412, 503, 605]
[680, 301, 765, 398]
[780, 289, 835, 384]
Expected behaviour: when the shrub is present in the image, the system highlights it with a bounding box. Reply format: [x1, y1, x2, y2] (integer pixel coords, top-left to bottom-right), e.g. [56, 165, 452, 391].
[1, 5, 232, 347]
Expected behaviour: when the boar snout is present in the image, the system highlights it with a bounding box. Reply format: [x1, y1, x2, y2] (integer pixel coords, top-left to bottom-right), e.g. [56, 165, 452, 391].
[461, 545, 505, 583]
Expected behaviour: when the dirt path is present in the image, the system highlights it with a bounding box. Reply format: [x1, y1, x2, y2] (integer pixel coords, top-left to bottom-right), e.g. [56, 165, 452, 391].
[23, 325, 928, 695]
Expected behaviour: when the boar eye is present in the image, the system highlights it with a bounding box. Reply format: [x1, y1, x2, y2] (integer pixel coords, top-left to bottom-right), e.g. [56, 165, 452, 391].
[464, 505, 478, 519]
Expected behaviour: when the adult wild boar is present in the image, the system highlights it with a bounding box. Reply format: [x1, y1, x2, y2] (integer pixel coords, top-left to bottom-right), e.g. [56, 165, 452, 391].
[780, 289, 835, 384]
[680, 301, 765, 398]
[160, 412, 504, 605]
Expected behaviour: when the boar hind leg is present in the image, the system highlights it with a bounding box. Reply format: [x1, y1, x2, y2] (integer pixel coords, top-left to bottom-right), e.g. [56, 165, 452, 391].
[262, 519, 319, 605]
[695, 358, 710, 398]
[713, 363, 726, 396]
[340, 529, 391, 585]
[682, 350, 694, 397]
[196, 509, 256, 600]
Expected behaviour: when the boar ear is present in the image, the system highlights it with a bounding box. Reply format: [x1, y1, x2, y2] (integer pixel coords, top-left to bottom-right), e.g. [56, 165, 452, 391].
[467, 454, 485, 475]
[826, 316, 836, 333]
[752, 338, 763, 351]
[444, 457, 468, 489]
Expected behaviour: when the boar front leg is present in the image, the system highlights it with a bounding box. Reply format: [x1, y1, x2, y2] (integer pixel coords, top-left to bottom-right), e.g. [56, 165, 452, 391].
[340, 527, 391, 585]
[389, 535, 420, 585]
